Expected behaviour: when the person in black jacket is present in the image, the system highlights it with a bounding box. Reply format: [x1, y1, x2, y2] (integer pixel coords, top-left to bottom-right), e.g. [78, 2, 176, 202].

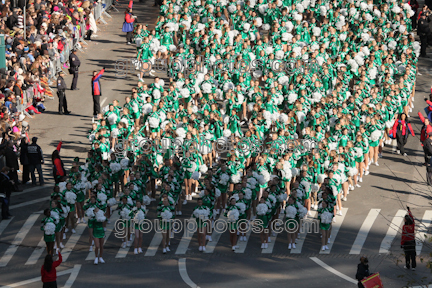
[418, 12, 432, 58]
[19, 137, 30, 184]
[0, 167, 14, 220]
[4, 141, 22, 192]
[424, 132, 432, 166]
[69, 50, 81, 90]
[355, 256, 371, 288]
[57, 71, 70, 115]
[27, 137, 44, 186]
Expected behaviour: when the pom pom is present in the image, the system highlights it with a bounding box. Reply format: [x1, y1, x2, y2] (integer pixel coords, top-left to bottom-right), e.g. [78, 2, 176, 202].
[86, 207, 95, 218]
[97, 192, 107, 204]
[257, 203, 269, 215]
[320, 211, 333, 224]
[65, 191, 77, 204]
[285, 205, 297, 218]
[108, 197, 117, 207]
[120, 158, 130, 169]
[227, 208, 240, 222]
[192, 171, 201, 180]
[236, 202, 246, 213]
[95, 209, 106, 222]
[371, 130, 381, 142]
[43, 222, 56, 235]
[220, 173, 230, 185]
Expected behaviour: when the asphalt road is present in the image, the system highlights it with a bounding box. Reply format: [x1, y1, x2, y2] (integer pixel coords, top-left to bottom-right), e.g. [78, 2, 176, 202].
[1, 1, 432, 288]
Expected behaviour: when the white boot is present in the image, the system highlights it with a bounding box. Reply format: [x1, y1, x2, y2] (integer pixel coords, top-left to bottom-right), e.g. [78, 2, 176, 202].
[134, 248, 138, 255]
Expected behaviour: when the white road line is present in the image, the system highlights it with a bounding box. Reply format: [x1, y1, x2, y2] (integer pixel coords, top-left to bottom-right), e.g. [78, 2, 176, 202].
[62, 223, 87, 262]
[0, 217, 14, 236]
[10, 197, 48, 210]
[379, 210, 406, 254]
[101, 97, 107, 106]
[204, 215, 227, 254]
[310, 257, 358, 284]
[0, 213, 40, 267]
[178, 258, 200, 288]
[291, 211, 318, 254]
[63, 264, 82, 288]
[235, 222, 253, 254]
[320, 208, 348, 255]
[0, 265, 81, 288]
[86, 212, 120, 260]
[25, 237, 45, 265]
[13, 185, 50, 196]
[116, 233, 135, 258]
[350, 209, 381, 254]
[176, 217, 195, 255]
[416, 210, 432, 255]
[145, 232, 163, 256]
[262, 213, 284, 254]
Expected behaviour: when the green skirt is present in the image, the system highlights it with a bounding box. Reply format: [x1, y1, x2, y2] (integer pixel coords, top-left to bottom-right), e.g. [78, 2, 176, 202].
[44, 234, 55, 242]
[76, 192, 85, 203]
[228, 221, 237, 231]
[160, 220, 171, 231]
[369, 139, 379, 147]
[69, 204, 75, 212]
[355, 156, 364, 163]
[88, 219, 96, 229]
[93, 222, 105, 238]
[320, 222, 331, 231]
[286, 218, 298, 231]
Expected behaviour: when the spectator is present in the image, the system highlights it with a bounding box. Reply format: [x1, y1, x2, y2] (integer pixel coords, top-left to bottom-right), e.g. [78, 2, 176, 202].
[401, 207, 416, 271]
[52, 141, 64, 184]
[355, 256, 371, 288]
[41, 251, 62, 288]
[19, 136, 30, 184]
[3, 140, 22, 191]
[0, 167, 14, 220]
[390, 113, 415, 156]
[27, 136, 44, 186]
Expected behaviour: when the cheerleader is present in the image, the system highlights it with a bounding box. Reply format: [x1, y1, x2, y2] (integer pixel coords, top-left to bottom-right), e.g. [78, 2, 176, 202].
[118, 196, 133, 248]
[41, 208, 56, 256]
[236, 192, 248, 242]
[50, 200, 64, 253]
[93, 206, 106, 264]
[73, 173, 86, 224]
[130, 200, 146, 254]
[318, 201, 333, 251]
[225, 197, 240, 251]
[255, 198, 270, 249]
[192, 198, 211, 251]
[84, 196, 100, 251]
[62, 182, 77, 235]
[159, 198, 175, 254]
[284, 196, 299, 249]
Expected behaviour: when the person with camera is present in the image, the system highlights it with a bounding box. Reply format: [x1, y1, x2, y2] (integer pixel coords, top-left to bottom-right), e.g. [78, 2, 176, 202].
[418, 8, 432, 57]
[401, 207, 416, 271]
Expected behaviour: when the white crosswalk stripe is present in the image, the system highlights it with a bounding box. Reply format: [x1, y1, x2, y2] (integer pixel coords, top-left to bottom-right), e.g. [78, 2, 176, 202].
[204, 215, 227, 253]
[320, 208, 348, 255]
[0, 217, 14, 236]
[0, 214, 39, 267]
[262, 213, 284, 254]
[379, 210, 406, 254]
[176, 217, 195, 254]
[350, 209, 381, 254]
[416, 210, 432, 255]
[291, 211, 318, 254]
[25, 237, 45, 265]
[144, 232, 162, 256]
[4, 209, 432, 267]
[62, 223, 87, 262]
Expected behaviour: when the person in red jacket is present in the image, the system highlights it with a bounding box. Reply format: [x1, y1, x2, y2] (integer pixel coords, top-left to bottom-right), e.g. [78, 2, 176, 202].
[390, 113, 415, 156]
[51, 141, 64, 184]
[419, 112, 432, 165]
[91, 67, 105, 117]
[41, 252, 62, 288]
[401, 207, 416, 271]
[122, 0, 136, 44]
